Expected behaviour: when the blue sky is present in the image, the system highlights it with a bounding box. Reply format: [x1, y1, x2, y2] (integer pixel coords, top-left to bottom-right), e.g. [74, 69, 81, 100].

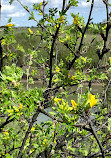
[1, 0, 111, 27]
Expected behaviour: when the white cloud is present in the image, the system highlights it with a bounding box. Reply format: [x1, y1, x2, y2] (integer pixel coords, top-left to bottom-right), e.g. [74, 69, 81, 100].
[2, 4, 16, 13]
[21, 0, 41, 4]
[1, 0, 111, 26]
[78, 0, 111, 8]
[80, 1, 91, 8]
[8, 11, 26, 17]
[1, 0, 26, 19]
[50, 0, 62, 6]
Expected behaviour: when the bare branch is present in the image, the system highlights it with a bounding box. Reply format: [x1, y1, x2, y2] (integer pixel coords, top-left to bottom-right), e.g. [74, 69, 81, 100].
[17, 110, 39, 158]
[68, 0, 95, 70]
[88, 120, 105, 158]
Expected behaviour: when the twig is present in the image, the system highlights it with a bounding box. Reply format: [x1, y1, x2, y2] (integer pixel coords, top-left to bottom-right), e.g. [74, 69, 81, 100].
[16, 0, 50, 35]
[0, 116, 14, 132]
[97, 0, 110, 68]
[68, 0, 94, 70]
[88, 119, 105, 158]
[17, 110, 39, 158]
[62, 0, 66, 11]
[48, 0, 71, 88]
[48, 120, 57, 158]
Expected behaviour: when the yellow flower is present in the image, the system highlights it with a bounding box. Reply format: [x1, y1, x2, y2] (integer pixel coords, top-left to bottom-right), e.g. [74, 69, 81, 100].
[8, 109, 13, 114]
[53, 78, 59, 82]
[54, 140, 56, 144]
[60, 15, 63, 20]
[71, 100, 77, 108]
[4, 131, 9, 136]
[60, 105, 63, 110]
[15, 108, 19, 112]
[2, 152, 5, 155]
[89, 93, 98, 108]
[56, 66, 60, 72]
[54, 98, 61, 103]
[102, 24, 107, 30]
[73, 16, 78, 24]
[43, 139, 47, 145]
[13, 106, 19, 112]
[40, 2, 42, 5]
[64, 107, 67, 111]
[62, 100, 66, 106]
[39, 12, 43, 15]
[28, 28, 33, 34]
[109, 57, 111, 62]
[66, 36, 70, 40]
[55, 23, 59, 28]
[1, 39, 6, 45]
[19, 104, 23, 109]
[70, 75, 76, 80]
[31, 127, 35, 131]
[82, 57, 86, 63]
[6, 23, 13, 27]
[59, 15, 64, 23]
[43, 142, 45, 145]
[104, 24, 107, 29]
[59, 39, 64, 43]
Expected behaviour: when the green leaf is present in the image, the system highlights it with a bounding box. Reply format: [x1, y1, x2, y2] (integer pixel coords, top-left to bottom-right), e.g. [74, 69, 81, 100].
[28, 11, 34, 20]
[9, 0, 14, 5]
[99, 73, 107, 80]
[108, 67, 111, 72]
[28, 77, 34, 84]
[6, 76, 13, 82]
[24, 6, 29, 10]
[5, 153, 11, 158]
[8, 18, 12, 23]
[17, 44, 25, 52]
[69, 0, 78, 6]
[49, 112, 56, 116]
[108, 118, 111, 131]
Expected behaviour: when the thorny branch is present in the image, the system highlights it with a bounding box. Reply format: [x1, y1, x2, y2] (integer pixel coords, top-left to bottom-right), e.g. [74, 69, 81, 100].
[17, 110, 39, 158]
[97, 0, 110, 68]
[48, 0, 71, 87]
[68, 0, 95, 70]
[88, 119, 105, 158]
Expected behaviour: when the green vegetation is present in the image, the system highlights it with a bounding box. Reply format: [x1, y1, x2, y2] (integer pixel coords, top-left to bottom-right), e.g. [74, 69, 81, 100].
[1, 26, 111, 70]
[0, 0, 111, 158]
